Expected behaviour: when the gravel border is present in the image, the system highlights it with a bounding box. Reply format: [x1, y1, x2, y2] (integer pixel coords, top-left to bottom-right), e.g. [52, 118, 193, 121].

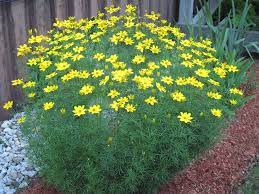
[0, 113, 38, 194]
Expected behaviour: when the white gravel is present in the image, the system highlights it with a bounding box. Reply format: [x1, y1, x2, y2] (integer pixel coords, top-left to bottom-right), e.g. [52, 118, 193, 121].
[0, 113, 38, 194]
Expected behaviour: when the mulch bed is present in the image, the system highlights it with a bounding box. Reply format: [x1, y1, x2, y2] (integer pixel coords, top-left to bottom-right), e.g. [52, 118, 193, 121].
[19, 90, 259, 194]
[159, 90, 259, 194]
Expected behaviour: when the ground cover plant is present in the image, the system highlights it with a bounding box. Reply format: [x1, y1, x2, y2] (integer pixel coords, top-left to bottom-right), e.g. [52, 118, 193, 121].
[2, 4, 252, 194]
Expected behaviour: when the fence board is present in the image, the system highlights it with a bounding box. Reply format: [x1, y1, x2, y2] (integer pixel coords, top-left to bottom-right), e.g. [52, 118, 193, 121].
[35, 0, 52, 34]
[0, 4, 23, 120]
[167, 0, 177, 22]
[120, 0, 127, 14]
[73, 0, 88, 19]
[97, 0, 106, 13]
[11, 0, 27, 76]
[178, 0, 194, 24]
[55, 0, 68, 20]
[150, 0, 159, 13]
[142, 0, 150, 14]
[0, 6, 10, 120]
[90, 0, 98, 17]
[159, 0, 169, 19]
[25, 0, 36, 30]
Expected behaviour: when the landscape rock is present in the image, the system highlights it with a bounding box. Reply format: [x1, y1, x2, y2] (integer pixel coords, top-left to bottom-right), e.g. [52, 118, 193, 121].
[0, 113, 38, 193]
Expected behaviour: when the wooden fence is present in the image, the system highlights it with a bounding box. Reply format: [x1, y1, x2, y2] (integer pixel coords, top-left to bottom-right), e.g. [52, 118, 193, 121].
[0, 0, 180, 120]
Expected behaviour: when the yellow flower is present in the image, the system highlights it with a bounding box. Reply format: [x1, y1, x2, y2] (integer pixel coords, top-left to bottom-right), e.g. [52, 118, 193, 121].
[28, 93, 36, 98]
[105, 5, 120, 14]
[148, 62, 159, 70]
[107, 136, 113, 144]
[133, 76, 153, 90]
[45, 72, 57, 79]
[117, 97, 129, 108]
[107, 89, 120, 99]
[125, 4, 136, 13]
[214, 67, 227, 78]
[150, 45, 160, 54]
[73, 105, 86, 117]
[39, 60, 52, 71]
[17, 44, 31, 56]
[134, 31, 145, 40]
[128, 94, 135, 100]
[43, 102, 54, 110]
[110, 101, 120, 111]
[71, 54, 84, 61]
[207, 92, 222, 100]
[227, 65, 239, 73]
[112, 69, 133, 83]
[211, 109, 222, 117]
[160, 60, 172, 68]
[170, 91, 186, 102]
[3, 101, 13, 110]
[22, 81, 36, 88]
[135, 42, 145, 52]
[99, 76, 109, 86]
[93, 53, 105, 61]
[92, 69, 104, 78]
[132, 55, 145, 64]
[125, 104, 136, 112]
[144, 96, 158, 105]
[181, 61, 194, 68]
[60, 108, 66, 114]
[55, 62, 70, 71]
[208, 79, 220, 86]
[11, 79, 23, 86]
[78, 71, 90, 79]
[88, 104, 102, 114]
[195, 68, 210, 78]
[156, 83, 166, 93]
[177, 112, 193, 123]
[180, 53, 192, 60]
[230, 88, 243, 96]
[17, 116, 26, 124]
[79, 84, 94, 95]
[43, 85, 58, 93]
[230, 99, 237, 105]
[161, 76, 173, 85]
[73, 46, 84, 53]
[124, 37, 134, 45]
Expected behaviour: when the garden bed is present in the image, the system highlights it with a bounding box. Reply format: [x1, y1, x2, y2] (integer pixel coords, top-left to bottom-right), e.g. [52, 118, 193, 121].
[1, 4, 257, 193]
[16, 88, 258, 194]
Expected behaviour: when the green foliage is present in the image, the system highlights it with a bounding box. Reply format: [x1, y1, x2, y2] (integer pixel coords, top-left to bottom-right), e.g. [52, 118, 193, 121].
[23, 100, 224, 193]
[194, 0, 258, 61]
[15, 4, 253, 194]
[237, 163, 259, 193]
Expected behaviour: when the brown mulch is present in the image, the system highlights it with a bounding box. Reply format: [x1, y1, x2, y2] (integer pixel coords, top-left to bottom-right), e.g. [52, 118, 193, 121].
[159, 90, 259, 194]
[20, 91, 259, 193]
[18, 178, 60, 194]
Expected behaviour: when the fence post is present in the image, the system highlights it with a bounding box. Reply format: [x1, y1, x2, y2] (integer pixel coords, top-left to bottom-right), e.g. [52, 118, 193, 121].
[0, 6, 10, 120]
[35, 0, 52, 34]
[178, 0, 194, 24]
[11, 0, 27, 76]
[0, 4, 22, 120]
[55, 0, 68, 20]
[73, 0, 87, 19]
[150, 0, 159, 13]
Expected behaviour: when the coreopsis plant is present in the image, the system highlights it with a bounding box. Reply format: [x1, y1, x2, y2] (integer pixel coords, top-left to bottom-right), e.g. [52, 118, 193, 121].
[3, 4, 251, 193]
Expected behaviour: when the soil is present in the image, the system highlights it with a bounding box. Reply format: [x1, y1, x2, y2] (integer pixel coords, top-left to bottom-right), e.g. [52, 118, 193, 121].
[18, 62, 259, 194]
